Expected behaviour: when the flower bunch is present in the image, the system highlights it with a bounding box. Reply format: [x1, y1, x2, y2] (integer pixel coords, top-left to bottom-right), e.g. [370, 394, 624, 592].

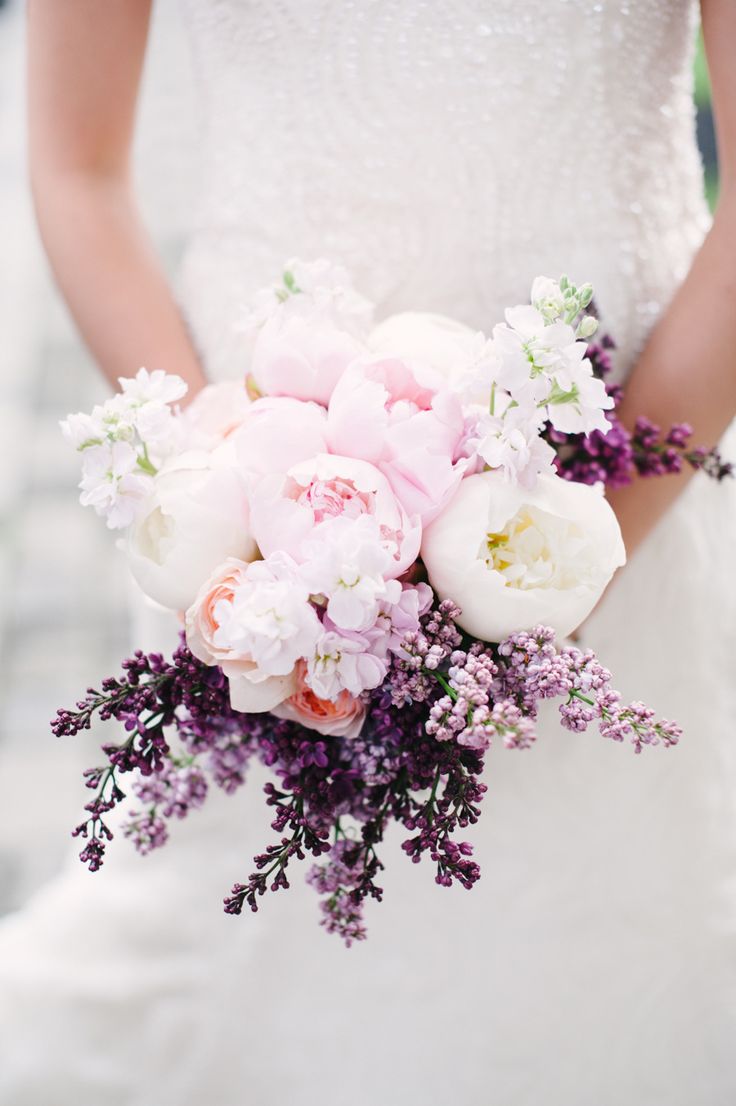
[55, 260, 722, 941]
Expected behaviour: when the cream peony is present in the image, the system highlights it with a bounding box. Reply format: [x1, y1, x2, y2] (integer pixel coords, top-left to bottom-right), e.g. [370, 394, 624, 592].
[128, 453, 256, 612]
[421, 471, 625, 641]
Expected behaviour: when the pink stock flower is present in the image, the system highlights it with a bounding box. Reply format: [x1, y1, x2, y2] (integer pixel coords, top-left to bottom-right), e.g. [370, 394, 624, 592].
[249, 454, 422, 578]
[326, 355, 467, 522]
[306, 624, 388, 700]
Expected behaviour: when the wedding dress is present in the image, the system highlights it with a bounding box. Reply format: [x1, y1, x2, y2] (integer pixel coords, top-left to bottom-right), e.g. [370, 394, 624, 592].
[2, 2, 735, 1103]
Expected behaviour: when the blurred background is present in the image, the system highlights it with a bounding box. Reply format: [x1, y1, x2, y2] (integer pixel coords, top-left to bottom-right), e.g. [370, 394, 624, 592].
[0, 1, 721, 918]
[0, 0, 198, 914]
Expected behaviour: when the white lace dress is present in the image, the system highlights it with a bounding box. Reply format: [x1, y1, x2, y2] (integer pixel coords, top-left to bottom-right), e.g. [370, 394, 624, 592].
[2, 3, 735, 1104]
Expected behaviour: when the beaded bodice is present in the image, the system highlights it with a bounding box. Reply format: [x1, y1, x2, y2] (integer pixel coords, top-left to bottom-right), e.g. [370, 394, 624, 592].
[178, 0, 709, 381]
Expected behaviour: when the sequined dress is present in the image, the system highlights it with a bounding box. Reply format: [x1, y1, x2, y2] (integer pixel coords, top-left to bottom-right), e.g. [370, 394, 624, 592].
[1, 2, 735, 1104]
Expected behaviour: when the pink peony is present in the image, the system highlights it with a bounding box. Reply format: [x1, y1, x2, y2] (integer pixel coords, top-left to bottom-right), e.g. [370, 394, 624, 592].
[249, 453, 422, 578]
[249, 312, 365, 406]
[232, 396, 328, 478]
[326, 355, 468, 522]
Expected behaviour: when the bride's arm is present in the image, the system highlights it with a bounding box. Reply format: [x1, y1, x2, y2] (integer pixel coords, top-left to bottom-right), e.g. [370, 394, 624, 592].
[607, 0, 736, 553]
[27, 0, 206, 400]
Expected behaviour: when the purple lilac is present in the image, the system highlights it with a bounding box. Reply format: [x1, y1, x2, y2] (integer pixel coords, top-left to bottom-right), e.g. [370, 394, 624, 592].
[55, 600, 680, 942]
[495, 630, 682, 755]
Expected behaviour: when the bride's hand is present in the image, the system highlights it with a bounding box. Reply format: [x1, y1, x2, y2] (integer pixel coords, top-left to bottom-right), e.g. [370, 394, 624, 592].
[606, 0, 736, 555]
[27, 0, 207, 404]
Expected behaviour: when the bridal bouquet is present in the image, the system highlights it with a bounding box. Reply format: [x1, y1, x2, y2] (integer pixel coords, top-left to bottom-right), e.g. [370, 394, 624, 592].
[55, 261, 728, 944]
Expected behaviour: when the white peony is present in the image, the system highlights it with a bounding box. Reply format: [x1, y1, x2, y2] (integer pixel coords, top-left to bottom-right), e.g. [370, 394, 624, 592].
[421, 471, 625, 641]
[128, 452, 256, 611]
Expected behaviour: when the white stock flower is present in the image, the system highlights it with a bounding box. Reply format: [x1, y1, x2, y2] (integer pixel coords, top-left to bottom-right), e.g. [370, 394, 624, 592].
[127, 452, 257, 612]
[492, 305, 579, 398]
[287, 258, 374, 334]
[122, 373, 186, 457]
[543, 355, 613, 435]
[62, 396, 137, 451]
[242, 258, 373, 349]
[301, 516, 401, 631]
[474, 405, 557, 488]
[530, 276, 567, 322]
[421, 470, 625, 642]
[119, 368, 188, 407]
[63, 369, 189, 526]
[78, 441, 153, 530]
[491, 304, 613, 438]
[60, 410, 106, 450]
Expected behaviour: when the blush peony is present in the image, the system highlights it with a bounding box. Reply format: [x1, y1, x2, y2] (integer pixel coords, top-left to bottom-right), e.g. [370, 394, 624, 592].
[185, 554, 322, 712]
[272, 661, 366, 738]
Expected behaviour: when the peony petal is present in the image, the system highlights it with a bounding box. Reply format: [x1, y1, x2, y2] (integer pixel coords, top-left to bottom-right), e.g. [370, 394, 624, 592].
[228, 670, 298, 713]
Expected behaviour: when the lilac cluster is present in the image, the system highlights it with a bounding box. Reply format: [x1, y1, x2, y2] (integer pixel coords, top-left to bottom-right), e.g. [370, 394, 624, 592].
[122, 761, 208, 854]
[224, 786, 332, 916]
[426, 645, 535, 751]
[497, 626, 572, 714]
[53, 643, 244, 871]
[307, 839, 373, 946]
[496, 629, 682, 755]
[632, 416, 733, 481]
[390, 599, 463, 705]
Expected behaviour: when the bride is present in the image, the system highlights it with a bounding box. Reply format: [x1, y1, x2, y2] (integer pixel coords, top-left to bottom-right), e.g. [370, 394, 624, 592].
[2, 1, 735, 1103]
